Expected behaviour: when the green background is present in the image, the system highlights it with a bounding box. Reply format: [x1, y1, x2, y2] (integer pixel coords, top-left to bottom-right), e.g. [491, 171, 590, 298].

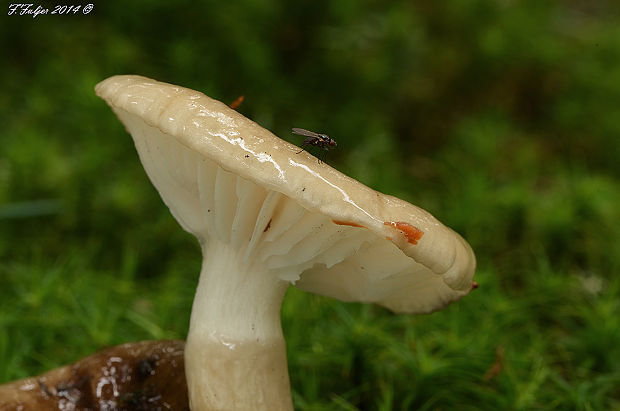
[1, 1, 619, 409]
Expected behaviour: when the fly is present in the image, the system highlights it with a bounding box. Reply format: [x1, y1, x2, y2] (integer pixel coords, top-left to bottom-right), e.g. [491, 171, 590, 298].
[292, 128, 337, 163]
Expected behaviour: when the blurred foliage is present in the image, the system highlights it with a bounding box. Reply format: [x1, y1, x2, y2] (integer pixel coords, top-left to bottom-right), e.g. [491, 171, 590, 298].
[1, 0, 620, 409]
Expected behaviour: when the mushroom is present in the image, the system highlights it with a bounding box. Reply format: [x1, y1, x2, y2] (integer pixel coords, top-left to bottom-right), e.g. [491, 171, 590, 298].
[0, 340, 188, 409]
[95, 75, 476, 411]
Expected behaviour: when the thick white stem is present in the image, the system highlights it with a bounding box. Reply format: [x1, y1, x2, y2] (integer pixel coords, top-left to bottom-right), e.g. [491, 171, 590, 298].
[185, 241, 292, 411]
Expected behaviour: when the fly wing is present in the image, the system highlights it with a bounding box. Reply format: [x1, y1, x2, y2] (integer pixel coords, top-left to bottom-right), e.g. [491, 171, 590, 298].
[292, 128, 319, 138]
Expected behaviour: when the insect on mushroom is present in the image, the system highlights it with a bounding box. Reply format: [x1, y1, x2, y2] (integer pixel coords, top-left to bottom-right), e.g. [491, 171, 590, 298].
[292, 127, 337, 163]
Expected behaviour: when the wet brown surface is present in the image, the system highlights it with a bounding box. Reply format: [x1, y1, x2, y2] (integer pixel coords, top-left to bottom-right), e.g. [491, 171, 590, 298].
[0, 340, 188, 410]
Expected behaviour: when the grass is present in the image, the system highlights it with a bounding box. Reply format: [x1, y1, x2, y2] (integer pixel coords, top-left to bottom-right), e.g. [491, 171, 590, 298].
[2, 1, 620, 409]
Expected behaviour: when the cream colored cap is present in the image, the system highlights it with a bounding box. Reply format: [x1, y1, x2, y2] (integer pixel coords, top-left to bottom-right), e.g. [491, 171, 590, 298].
[96, 75, 476, 313]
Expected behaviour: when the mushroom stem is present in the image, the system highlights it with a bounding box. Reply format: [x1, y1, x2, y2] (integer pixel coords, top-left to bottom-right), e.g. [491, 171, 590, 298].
[185, 240, 292, 411]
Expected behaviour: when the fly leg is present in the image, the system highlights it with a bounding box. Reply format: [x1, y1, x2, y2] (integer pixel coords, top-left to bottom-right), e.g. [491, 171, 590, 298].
[296, 137, 314, 154]
[319, 146, 330, 164]
[296, 143, 308, 154]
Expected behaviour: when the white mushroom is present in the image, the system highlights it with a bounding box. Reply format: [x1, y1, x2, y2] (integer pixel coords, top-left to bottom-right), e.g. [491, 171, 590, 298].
[95, 75, 476, 411]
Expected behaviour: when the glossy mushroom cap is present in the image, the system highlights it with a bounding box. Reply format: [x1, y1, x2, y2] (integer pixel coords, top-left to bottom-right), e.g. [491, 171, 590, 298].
[95, 75, 476, 313]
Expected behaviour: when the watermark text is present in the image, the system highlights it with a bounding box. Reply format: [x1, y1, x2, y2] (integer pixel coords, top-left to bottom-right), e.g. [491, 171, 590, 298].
[8, 3, 94, 18]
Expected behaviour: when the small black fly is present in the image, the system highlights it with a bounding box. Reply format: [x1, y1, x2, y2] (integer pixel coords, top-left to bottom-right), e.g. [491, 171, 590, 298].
[292, 128, 337, 163]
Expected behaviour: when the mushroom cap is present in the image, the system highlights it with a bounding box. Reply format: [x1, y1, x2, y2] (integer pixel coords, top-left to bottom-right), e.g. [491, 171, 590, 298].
[0, 341, 187, 409]
[95, 75, 476, 313]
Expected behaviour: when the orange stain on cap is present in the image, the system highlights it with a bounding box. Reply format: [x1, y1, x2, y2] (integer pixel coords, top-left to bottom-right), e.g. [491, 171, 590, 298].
[332, 220, 366, 228]
[228, 95, 245, 110]
[384, 221, 424, 245]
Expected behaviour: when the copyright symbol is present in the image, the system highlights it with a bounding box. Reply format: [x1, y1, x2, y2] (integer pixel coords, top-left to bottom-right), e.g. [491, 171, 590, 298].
[83, 4, 94, 14]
